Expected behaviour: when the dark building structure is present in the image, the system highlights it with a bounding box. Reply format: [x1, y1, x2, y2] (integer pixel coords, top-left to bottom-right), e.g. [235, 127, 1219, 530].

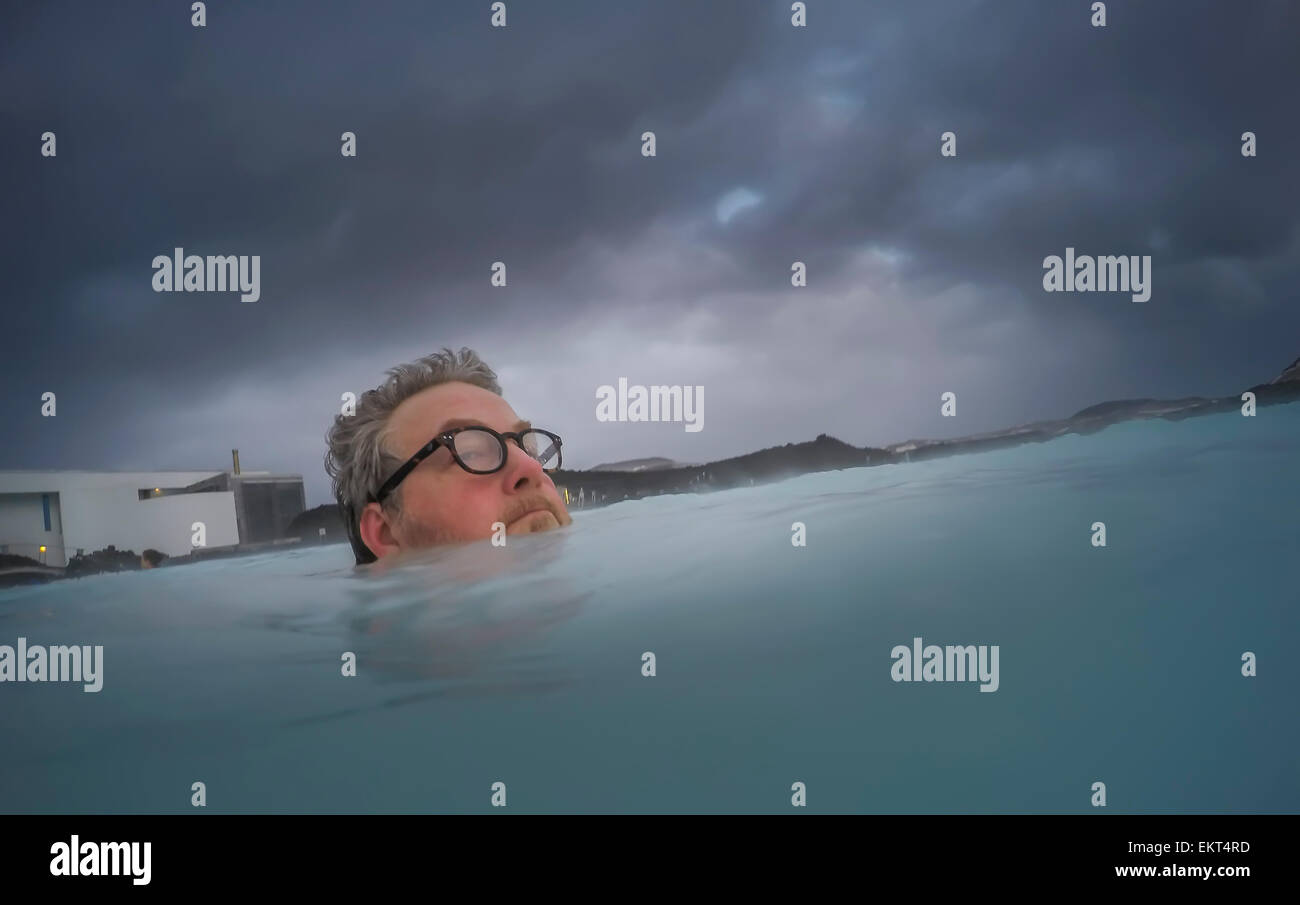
[182, 470, 307, 544]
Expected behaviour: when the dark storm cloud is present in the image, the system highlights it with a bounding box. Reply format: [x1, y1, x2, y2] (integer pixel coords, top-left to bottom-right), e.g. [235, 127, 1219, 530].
[2, 0, 1297, 506]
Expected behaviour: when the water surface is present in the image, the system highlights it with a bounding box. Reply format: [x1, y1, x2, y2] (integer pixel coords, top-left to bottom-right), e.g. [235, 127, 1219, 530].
[2, 405, 1297, 813]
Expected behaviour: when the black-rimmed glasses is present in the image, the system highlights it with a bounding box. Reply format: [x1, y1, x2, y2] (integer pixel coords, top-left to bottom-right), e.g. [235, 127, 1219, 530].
[373, 426, 563, 503]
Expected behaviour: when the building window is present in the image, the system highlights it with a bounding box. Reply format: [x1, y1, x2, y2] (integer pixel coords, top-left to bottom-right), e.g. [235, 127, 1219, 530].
[42, 494, 51, 532]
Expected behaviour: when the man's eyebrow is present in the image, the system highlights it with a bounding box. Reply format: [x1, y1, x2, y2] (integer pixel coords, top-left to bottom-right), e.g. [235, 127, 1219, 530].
[433, 417, 532, 435]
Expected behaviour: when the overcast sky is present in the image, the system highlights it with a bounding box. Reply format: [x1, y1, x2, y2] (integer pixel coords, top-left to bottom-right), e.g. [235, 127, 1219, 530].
[3, 0, 1297, 507]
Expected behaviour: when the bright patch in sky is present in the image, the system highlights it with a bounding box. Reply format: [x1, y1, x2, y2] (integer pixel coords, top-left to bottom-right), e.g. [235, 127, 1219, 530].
[715, 188, 763, 225]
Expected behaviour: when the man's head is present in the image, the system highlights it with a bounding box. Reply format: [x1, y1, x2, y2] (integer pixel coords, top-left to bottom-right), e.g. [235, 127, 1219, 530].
[325, 347, 572, 564]
[140, 549, 165, 569]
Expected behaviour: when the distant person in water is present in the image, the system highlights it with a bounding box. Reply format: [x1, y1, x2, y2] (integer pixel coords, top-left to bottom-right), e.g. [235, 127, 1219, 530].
[140, 549, 166, 569]
[325, 347, 573, 565]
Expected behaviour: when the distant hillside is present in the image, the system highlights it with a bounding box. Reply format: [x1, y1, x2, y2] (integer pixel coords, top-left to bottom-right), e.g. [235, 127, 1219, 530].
[1270, 355, 1300, 384]
[553, 433, 889, 504]
[285, 503, 347, 541]
[555, 354, 1300, 507]
[589, 456, 686, 472]
[0, 552, 42, 569]
[880, 355, 1300, 461]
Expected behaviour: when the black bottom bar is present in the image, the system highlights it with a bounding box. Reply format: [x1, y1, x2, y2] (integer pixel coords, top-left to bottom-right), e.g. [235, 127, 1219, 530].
[2, 815, 1286, 890]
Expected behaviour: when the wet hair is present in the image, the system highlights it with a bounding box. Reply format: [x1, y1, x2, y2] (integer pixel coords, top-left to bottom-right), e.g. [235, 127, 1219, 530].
[141, 548, 166, 567]
[324, 347, 502, 565]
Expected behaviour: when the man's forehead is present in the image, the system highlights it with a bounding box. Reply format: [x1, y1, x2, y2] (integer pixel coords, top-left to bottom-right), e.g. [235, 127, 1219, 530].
[390, 382, 523, 437]
[436, 415, 532, 434]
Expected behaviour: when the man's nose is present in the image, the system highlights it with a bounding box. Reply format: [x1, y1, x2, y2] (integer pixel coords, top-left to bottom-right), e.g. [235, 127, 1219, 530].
[503, 440, 546, 487]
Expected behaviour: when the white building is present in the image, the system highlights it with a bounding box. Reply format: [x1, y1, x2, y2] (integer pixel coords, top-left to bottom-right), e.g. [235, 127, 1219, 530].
[0, 469, 305, 567]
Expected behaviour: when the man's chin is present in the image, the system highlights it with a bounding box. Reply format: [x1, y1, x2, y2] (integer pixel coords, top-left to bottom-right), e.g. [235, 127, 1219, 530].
[506, 509, 563, 535]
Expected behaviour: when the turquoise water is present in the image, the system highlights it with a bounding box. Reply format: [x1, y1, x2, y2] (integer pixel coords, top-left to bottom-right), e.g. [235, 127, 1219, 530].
[2, 404, 1297, 814]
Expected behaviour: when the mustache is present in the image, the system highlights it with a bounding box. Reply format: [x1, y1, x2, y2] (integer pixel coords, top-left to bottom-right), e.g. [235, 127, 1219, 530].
[503, 496, 561, 524]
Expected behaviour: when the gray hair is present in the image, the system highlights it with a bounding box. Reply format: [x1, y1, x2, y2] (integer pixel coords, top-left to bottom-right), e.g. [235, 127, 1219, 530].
[325, 347, 502, 564]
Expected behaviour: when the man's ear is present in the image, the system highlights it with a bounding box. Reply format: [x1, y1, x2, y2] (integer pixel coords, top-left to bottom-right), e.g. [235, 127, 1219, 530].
[358, 501, 401, 559]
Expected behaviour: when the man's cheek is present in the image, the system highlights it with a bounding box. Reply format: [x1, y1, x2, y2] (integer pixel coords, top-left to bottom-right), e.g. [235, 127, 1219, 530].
[465, 499, 502, 536]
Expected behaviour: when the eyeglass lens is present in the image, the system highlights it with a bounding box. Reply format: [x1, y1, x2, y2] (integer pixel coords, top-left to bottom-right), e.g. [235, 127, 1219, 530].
[451, 428, 559, 472]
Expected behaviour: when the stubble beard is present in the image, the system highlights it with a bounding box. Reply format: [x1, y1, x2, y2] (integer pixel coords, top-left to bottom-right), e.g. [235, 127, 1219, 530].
[393, 496, 568, 550]
[508, 509, 561, 534]
[393, 505, 463, 550]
